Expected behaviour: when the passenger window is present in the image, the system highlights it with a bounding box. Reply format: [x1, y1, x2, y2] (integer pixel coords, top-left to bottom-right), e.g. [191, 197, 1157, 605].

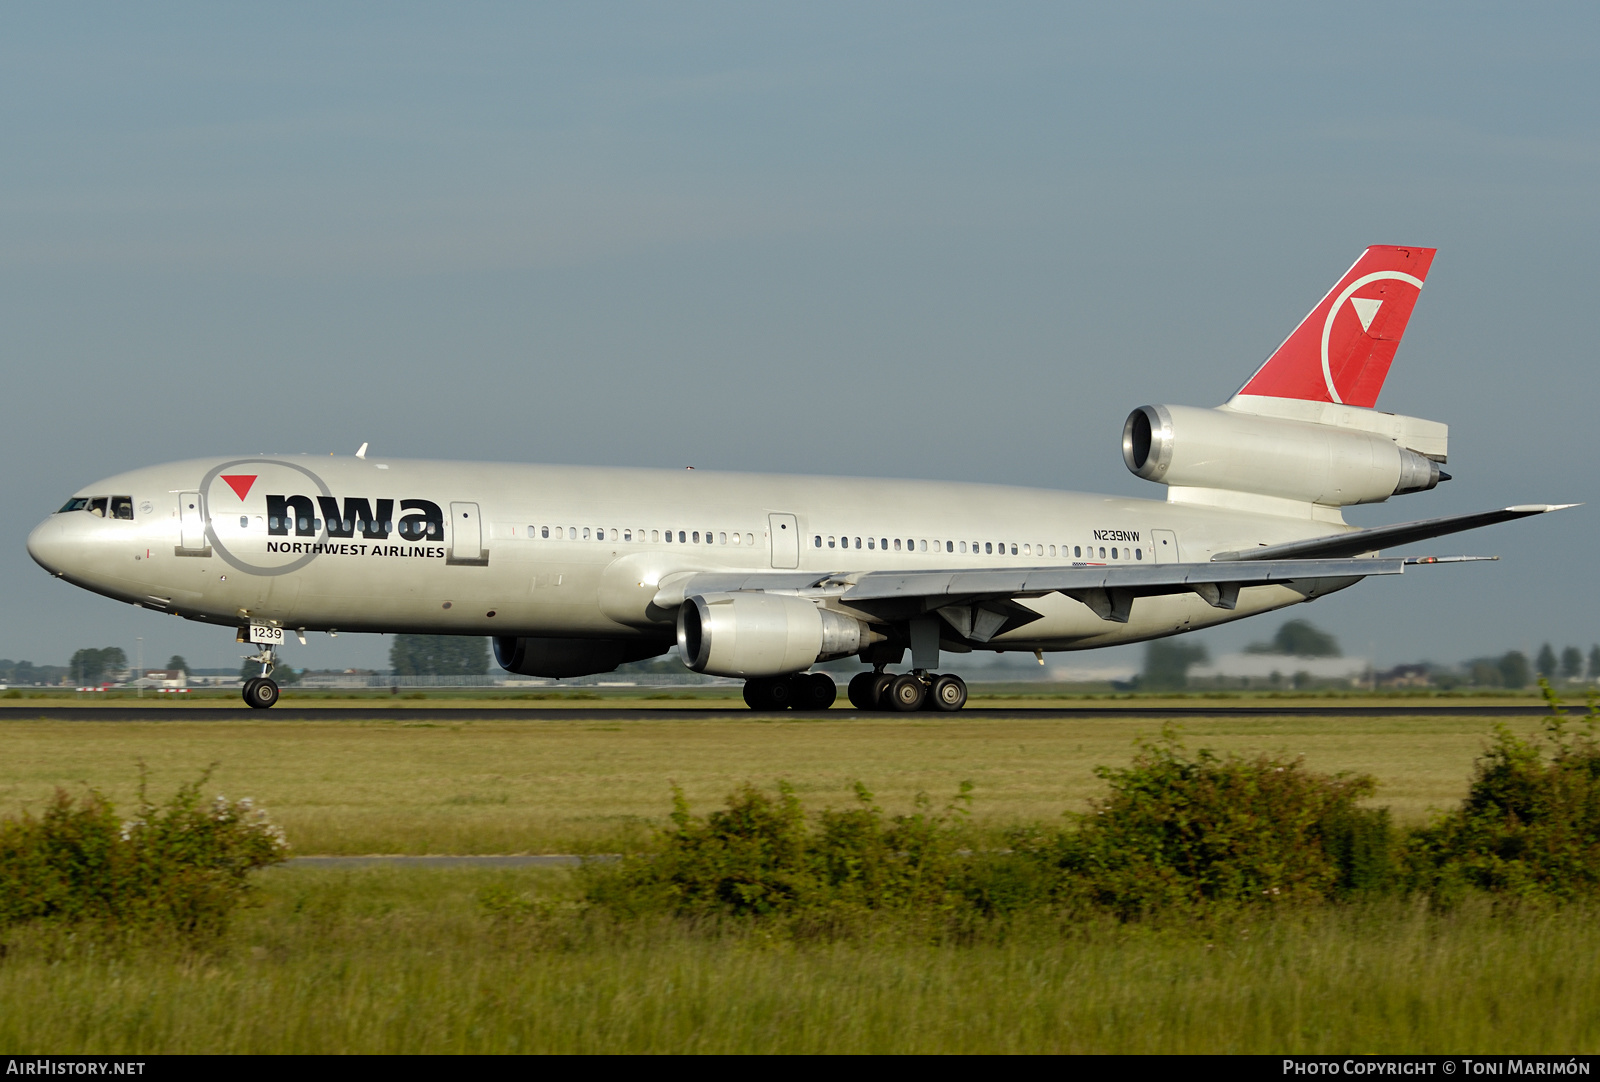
[984, 542, 992, 554]
[651, 530, 659, 542]
[867, 538, 875, 550]
[1023, 544, 1031, 556]
[959, 541, 966, 553]
[719, 532, 727, 545]
[919, 540, 927, 552]
[677, 531, 685, 543]
[828, 536, 836, 548]
[731, 532, 740, 545]
[1074, 546, 1082, 558]
[894, 539, 902, 551]
[1049, 545, 1056, 557]
[746, 534, 754, 546]
[1112, 547, 1118, 559]
[1099, 547, 1105, 558]
[1135, 548, 1142, 560]
[814, 535, 822, 547]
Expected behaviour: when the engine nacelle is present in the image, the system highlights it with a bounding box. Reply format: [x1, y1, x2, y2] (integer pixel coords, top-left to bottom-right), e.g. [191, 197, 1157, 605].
[1122, 403, 1444, 507]
[494, 636, 669, 679]
[677, 592, 869, 678]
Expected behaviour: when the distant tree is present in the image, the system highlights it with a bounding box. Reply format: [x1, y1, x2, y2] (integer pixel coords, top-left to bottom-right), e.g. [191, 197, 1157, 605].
[1536, 643, 1558, 679]
[1499, 650, 1531, 690]
[1139, 639, 1209, 692]
[69, 647, 128, 685]
[389, 635, 489, 676]
[1590, 645, 1600, 682]
[1468, 658, 1503, 688]
[1244, 619, 1341, 658]
[1561, 646, 1583, 682]
[166, 655, 189, 674]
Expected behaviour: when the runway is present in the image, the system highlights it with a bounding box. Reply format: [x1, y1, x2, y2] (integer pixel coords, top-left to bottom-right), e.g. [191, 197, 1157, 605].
[0, 703, 1557, 721]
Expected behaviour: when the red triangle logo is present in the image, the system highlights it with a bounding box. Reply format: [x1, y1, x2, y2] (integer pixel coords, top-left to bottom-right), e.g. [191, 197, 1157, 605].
[221, 475, 257, 500]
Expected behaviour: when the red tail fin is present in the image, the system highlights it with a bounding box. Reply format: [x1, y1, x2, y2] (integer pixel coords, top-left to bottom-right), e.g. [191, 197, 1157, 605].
[1234, 245, 1436, 408]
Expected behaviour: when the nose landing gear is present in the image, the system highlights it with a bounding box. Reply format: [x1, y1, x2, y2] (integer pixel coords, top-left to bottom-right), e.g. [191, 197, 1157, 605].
[241, 641, 281, 710]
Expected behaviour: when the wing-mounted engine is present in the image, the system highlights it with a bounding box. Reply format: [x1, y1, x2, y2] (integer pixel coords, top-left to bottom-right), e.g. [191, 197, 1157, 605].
[1122, 397, 1448, 508]
[677, 592, 877, 678]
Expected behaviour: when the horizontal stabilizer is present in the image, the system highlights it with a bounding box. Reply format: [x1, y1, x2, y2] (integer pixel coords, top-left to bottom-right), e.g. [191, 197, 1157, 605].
[1211, 504, 1576, 562]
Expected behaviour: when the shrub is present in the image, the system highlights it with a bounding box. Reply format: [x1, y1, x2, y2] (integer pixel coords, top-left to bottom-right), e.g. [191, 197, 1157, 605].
[1407, 682, 1600, 902]
[0, 766, 288, 936]
[1016, 727, 1390, 915]
[584, 782, 977, 920]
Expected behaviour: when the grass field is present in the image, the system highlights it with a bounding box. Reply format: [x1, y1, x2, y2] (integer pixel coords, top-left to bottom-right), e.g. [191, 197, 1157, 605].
[0, 711, 1551, 854]
[4, 704, 1596, 1053]
[1, 864, 1596, 1053]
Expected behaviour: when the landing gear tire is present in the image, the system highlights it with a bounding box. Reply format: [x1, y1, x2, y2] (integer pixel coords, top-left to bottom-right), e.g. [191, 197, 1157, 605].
[871, 673, 898, 710]
[743, 677, 795, 711]
[243, 677, 280, 710]
[887, 673, 926, 712]
[791, 672, 837, 711]
[846, 672, 878, 710]
[927, 673, 968, 712]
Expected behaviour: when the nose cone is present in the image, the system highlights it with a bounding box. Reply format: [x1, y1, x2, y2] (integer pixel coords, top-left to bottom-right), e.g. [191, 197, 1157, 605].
[27, 517, 67, 576]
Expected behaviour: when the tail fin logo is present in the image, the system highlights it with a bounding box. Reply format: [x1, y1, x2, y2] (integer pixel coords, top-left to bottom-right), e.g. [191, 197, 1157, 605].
[1234, 245, 1436, 409]
[1320, 271, 1424, 404]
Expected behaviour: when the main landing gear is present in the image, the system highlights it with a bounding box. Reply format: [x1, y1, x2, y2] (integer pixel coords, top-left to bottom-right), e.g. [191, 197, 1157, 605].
[742, 672, 838, 711]
[241, 642, 281, 710]
[845, 670, 967, 712]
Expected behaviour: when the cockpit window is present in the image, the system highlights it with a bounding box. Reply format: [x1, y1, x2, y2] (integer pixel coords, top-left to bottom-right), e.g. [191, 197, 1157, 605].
[88, 497, 108, 518]
[57, 498, 88, 514]
[110, 496, 134, 520]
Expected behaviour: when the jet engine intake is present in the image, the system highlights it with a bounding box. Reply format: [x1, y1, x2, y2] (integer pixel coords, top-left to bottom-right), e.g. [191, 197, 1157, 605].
[1122, 404, 1444, 506]
[678, 592, 870, 678]
[494, 635, 670, 679]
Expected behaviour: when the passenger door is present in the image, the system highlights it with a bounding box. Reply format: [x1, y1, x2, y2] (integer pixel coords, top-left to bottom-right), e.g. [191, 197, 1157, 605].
[177, 492, 209, 556]
[447, 502, 489, 565]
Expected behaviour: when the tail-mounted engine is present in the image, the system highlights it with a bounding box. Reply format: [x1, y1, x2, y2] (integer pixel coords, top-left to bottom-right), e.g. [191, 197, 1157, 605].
[1122, 399, 1448, 507]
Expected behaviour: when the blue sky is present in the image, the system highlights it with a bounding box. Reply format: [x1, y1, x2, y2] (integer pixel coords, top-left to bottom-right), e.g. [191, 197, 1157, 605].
[3, 4, 1596, 672]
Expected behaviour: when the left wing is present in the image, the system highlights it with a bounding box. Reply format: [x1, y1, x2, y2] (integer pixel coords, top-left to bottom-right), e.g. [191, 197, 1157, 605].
[655, 557, 1403, 639]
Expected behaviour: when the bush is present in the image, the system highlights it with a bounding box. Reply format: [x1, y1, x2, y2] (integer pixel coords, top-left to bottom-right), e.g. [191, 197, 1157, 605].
[1408, 682, 1600, 903]
[0, 767, 289, 936]
[1015, 727, 1390, 916]
[584, 782, 977, 920]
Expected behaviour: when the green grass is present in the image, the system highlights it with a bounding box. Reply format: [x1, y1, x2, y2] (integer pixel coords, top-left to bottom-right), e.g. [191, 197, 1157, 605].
[0, 713, 1557, 854]
[0, 864, 1595, 1053]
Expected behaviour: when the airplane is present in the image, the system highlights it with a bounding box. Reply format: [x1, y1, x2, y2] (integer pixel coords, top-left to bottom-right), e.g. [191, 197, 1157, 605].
[26, 245, 1572, 711]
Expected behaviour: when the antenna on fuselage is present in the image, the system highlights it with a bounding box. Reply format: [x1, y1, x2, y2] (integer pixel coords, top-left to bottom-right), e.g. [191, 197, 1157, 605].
[355, 442, 369, 459]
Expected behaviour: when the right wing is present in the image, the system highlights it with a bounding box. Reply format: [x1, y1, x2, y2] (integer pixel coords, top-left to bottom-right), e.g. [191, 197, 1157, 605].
[1211, 504, 1575, 562]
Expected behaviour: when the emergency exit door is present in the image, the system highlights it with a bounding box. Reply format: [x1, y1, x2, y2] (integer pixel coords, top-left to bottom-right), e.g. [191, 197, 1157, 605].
[769, 513, 799, 569]
[1151, 529, 1178, 564]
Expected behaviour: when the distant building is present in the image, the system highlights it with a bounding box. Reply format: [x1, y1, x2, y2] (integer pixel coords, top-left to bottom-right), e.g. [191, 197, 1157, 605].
[1188, 653, 1369, 687]
[132, 668, 186, 688]
[1377, 664, 1433, 688]
[299, 668, 378, 689]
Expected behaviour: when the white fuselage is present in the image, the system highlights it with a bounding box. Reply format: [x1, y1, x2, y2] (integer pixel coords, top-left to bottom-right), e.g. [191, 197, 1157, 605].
[26, 453, 1364, 657]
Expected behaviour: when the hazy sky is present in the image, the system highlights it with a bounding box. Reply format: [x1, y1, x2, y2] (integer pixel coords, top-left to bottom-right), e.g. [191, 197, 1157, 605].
[3, 3, 1596, 673]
